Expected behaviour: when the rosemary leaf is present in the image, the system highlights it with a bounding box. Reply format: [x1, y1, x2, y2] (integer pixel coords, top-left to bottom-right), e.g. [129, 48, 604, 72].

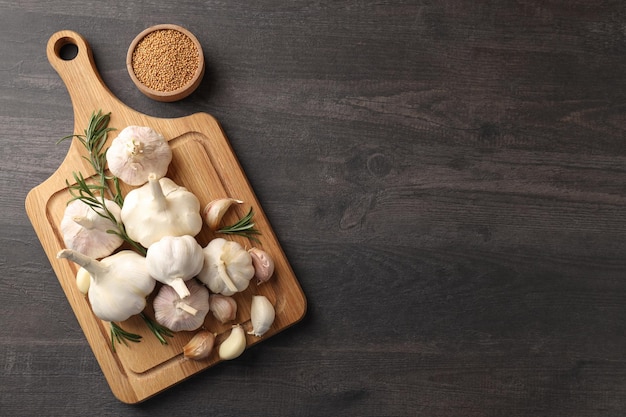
[141, 313, 173, 345]
[110, 322, 142, 353]
[60, 110, 147, 255]
[217, 207, 261, 243]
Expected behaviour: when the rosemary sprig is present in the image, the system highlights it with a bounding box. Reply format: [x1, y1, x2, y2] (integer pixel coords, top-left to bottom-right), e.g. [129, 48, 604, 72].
[217, 207, 261, 243]
[66, 172, 146, 255]
[110, 322, 142, 353]
[141, 313, 174, 345]
[60, 111, 147, 256]
[58, 110, 115, 174]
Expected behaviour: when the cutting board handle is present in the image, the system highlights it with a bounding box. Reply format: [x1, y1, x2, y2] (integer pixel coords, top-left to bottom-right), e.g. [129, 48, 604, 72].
[46, 30, 133, 133]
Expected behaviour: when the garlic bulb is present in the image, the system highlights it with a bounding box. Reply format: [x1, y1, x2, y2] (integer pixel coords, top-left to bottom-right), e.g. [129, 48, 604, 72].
[209, 294, 237, 323]
[60, 198, 123, 259]
[146, 235, 204, 298]
[184, 330, 215, 360]
[218, 325, 246, 360]
[248, 247, 275, 284]
[153, 279, 209, 332]
[197, 238, 255, 296]
[106, 125, 172, 186]
[121, 174, 203, 248]
[57, 249, 155, 323]
[202, 198, 242, 230]
[248, 295, 275, 337]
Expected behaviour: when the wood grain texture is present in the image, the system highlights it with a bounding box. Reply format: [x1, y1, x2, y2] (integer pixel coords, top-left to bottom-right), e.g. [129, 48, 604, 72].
[2, 0, 626, 415]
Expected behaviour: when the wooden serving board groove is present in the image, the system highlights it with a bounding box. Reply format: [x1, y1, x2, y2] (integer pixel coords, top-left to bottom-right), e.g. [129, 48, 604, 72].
[24, 30, 306, 403]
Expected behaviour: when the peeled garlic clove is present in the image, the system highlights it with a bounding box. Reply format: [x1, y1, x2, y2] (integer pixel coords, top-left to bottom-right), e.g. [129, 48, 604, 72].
[218, 325, 246, 360]
[184, 330, 216, 360]
[209, 294, 237, 323]
[248, 295, 275, 337]
[202, 198, 243, 230]
[75, 267, 91, 295]
[248, 247, 275, 285]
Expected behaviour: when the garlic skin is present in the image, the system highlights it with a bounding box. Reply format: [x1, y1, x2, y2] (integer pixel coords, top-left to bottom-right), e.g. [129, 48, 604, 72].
[197, 238, 255, 296]
[146, 235, 204, 299]
[209, 294, 237, 323]
[57, 249, 155, 323]
[248, 295, 275, 337]
[153, 279, 209, 332]
[202, 198, 243, 230]
[184, 330, 215, 360]
[60, 198, 123, 259]
[218, 325, 246, 360]
[121, 175, 203, 248]
[248, 247, 275, 285]
[106, 125, 172, 186]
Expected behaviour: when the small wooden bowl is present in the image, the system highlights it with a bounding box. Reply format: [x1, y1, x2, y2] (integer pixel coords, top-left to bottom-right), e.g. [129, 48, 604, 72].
[127, 24, 204, 102]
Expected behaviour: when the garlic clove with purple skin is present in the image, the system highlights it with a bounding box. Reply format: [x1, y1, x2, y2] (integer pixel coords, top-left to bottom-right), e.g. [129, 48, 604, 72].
[184, 330, 216, 360]
[248, 247, 275, 285]
[202, 198, 243, 230]
[209, 294, 237, 323]
[153, 279, 210, 332]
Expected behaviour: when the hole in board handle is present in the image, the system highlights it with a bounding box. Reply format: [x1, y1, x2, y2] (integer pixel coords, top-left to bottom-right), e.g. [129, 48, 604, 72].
[54, 37, 79, 61]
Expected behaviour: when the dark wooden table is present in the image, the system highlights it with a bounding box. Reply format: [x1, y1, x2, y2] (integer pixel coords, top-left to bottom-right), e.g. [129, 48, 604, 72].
[2, 1, 625, 416]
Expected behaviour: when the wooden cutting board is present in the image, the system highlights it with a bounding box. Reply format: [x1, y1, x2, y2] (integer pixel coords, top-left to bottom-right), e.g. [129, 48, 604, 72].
[25, 30, 306, 404]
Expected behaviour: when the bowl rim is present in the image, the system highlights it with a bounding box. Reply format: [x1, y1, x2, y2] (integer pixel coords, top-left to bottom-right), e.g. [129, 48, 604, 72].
[126, 24, 205, 102]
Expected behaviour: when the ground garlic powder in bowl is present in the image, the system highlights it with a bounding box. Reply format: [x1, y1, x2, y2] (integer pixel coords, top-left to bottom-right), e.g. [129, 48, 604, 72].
[127, 24, 204, 102]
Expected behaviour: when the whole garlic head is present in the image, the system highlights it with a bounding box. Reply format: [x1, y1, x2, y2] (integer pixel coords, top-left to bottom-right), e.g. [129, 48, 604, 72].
[146, 235, 204, 299]
[106, 125, 172, 186]
[57, 249, 156, 323]
[60, 198, 123, 259]
[121, 175, 203, 248]
[197, 238, 255, 296]
[153, 279, 209, 332]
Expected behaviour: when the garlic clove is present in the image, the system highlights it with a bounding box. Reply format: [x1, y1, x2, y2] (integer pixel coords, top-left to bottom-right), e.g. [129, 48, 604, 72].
[184, 330, 216, 360]
[209, 294, 238, 323]
[218, 324, 247, 360]
[202, 198, 243, 230]
[248, 295, 275, 337]
[248, 247, 275, 285]
[75, 267, 91, 295]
